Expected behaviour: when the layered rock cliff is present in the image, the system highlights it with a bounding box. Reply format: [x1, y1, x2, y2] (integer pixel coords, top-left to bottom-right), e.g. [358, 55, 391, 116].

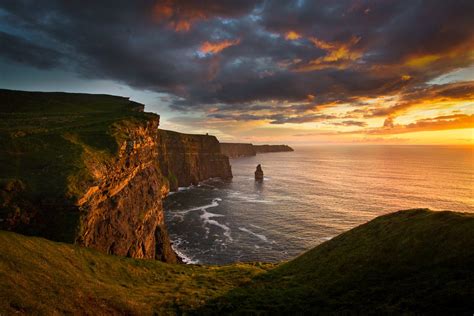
[253, 144, 294, 153]
[157, 130, 232, 191]
[220, 143, 294, 158]
[220, 143, 256, 158]
[0, 89, 232, 263]
[74, 117, 179, 262]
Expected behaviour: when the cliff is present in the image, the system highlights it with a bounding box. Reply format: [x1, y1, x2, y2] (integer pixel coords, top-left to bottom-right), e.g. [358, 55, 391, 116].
[219, 143, 256, 158]
[253, 144, 294, 153]
[157, 130, 232, 191]
[1, 209, 472, 314]
[0, 89, 231, 262]
[220, 142, 294, 158]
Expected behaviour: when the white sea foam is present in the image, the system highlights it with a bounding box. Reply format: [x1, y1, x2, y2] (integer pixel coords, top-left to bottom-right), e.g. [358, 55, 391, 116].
[176, 198, 221, 215]
[170, 239, 199, 264]
[320, 236, 334, 241]
[200, 209, 232, 241]
[229, 192, 273, 204]
[178, 185, 193, 192]
[238, 227, 269, 242]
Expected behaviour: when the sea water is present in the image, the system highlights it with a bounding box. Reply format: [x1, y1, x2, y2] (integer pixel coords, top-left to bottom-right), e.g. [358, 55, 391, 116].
[163, 145, 474, 264]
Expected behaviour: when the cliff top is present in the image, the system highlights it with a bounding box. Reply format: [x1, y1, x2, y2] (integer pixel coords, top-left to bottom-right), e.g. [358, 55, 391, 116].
[0, 209, 472, 314]
[0, 89, 145, 113]
[0, 89, 158, 208]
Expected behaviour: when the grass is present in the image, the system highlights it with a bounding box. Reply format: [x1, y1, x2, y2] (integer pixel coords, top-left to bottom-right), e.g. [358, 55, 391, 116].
[0, 209, 473, 315]
[0, 89, 159, 241]
[198, 209, 474, 314]
[0, 89, 156, 198]
[0, 230, 273, 315]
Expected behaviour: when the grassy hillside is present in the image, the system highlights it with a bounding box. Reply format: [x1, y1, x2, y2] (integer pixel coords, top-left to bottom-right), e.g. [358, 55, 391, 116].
[199, 209, 474, 314]
[0, 230, 273, 315]
[1, 209, 473, 314]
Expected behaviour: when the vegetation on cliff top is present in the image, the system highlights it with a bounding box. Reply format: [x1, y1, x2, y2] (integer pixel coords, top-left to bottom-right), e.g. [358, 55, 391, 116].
[1, 209, 472, 314]
[0, 89, 159, 240]
[0, 89, 156, 199]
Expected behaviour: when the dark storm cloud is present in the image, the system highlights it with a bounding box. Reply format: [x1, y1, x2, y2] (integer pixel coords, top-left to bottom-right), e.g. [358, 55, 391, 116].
[0, 0, 473, 123]
[0, 31, 63, 69]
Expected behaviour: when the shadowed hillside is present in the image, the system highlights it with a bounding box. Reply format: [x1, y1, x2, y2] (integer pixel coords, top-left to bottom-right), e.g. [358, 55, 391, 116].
[198, 209, 474, 314]
[0, 209, 473, 314]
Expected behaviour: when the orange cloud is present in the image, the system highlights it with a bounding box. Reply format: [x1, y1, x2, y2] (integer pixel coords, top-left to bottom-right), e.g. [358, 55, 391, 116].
[295, 36, 362, 71]
[405, 54, 441, 67]
[153, 1, 207, 32]
[369, 114, 474, 135]
[369, 81, 474, 118]
[285, 31, 302, 40]
[200, 39, 241, 54]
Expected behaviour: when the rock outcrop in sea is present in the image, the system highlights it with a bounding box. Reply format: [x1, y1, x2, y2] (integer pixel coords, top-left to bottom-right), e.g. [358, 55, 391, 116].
[255, 164, 264, 181]
[0, 89, 233, 262]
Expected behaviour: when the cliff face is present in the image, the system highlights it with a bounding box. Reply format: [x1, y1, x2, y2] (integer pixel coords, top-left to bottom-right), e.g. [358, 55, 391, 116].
[157, 130, 232, 191]
[220, 143, 256, 158]
[220, 143, 294, 158]
[0, 90, 231, 263]
[253, 144, 294, 153]
[75, 118, 178, 262]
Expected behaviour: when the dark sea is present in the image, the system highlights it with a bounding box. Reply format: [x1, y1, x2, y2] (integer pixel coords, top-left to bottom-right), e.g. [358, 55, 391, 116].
[163, 145, 474, 264]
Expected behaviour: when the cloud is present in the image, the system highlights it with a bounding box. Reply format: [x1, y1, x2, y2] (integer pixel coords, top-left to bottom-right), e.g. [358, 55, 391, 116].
[200, 39, 241, 54]
[0, 0, 473, 136]
[0, 31, 63, 69]
[368, 81, 474, 118]
[284, 31, 301, 40]
[330, 120, 368, 127]
[153, 0, 260, 32]
[369, 114, 474, 135]
[294, 36, 363, 71]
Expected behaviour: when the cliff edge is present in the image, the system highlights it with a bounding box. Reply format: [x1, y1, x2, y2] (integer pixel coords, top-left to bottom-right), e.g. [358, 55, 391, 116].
[220, 143, 294, 158]
[157, 129, 232, 191]
[220, 143, 256, 158]
[253, 144, 294, 153]
[0, 89, 231, 262]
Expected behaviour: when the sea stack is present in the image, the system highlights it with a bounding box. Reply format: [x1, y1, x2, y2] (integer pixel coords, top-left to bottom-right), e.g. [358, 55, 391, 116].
[255, 164, 264, 181]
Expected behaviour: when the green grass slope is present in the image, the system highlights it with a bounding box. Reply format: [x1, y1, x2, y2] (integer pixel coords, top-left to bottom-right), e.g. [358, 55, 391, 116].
[0, 209, 473, 315]
[0, 230, 273, 315]
[199, 209, 474, 314]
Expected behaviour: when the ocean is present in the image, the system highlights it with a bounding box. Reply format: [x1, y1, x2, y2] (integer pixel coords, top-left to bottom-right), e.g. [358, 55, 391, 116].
[163, 145, 474, 264]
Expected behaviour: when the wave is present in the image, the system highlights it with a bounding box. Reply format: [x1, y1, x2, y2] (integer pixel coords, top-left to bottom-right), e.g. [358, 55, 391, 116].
[229, 192, 274, 204]
[238, 227, 269, 242]
[170, 238, 199, 264]
[175, 198, 222, 215]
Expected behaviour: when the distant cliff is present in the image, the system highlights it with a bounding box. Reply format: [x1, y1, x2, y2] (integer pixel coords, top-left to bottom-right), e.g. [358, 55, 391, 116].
[220, 143, 256, 158]
[220, 143, 294, 158]
[0, 89, 232, 263]
[157, 129, 232, 191]
[253, 144, 294, 153]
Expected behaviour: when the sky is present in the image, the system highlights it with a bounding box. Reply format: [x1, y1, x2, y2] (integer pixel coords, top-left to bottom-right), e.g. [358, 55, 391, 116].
[0, 0, 473, 145]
